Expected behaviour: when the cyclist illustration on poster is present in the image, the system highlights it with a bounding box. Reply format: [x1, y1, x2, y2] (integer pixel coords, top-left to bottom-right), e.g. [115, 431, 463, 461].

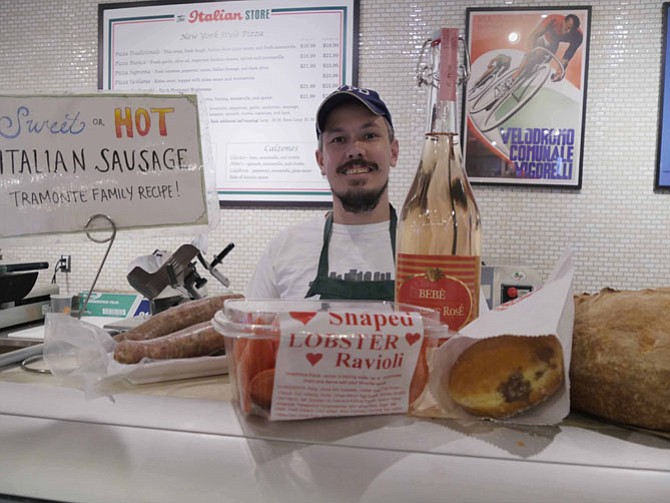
[464, 7, 590, 188]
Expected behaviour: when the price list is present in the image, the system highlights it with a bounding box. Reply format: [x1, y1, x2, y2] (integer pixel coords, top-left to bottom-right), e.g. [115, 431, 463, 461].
[298, 40, 342, 100]
[101, 0, 356, 204]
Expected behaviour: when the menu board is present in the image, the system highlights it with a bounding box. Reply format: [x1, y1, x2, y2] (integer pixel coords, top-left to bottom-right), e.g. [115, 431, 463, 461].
[99, 0, 358, 206]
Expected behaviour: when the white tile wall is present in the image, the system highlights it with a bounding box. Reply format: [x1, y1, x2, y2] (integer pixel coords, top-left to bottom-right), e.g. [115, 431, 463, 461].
[1, 0, 669, 297]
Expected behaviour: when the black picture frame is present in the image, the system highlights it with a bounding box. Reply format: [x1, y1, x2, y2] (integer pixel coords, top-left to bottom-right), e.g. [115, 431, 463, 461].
[656, 2, 670, 190]
[463, 6, 591, 189]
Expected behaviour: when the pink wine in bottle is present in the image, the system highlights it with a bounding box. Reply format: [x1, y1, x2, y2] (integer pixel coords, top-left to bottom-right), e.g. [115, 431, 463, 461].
[396, 28, 482, 331]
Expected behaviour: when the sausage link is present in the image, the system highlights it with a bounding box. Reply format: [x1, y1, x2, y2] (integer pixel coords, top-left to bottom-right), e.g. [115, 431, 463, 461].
[113, 321, 226, 364]
[114, 293, 243, 342]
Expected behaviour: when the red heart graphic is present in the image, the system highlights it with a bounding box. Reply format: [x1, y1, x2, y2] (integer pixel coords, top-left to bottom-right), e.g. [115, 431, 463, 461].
[290, 311, 317, 325]
[405, 332, 421, 346]
[306, 353, 323, 366]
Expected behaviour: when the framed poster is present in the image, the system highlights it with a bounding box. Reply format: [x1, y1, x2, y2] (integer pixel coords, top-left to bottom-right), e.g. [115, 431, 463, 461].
[464, 7, 591, 188]
[99, 0, 359, 206]
[657, 3, 670, 189]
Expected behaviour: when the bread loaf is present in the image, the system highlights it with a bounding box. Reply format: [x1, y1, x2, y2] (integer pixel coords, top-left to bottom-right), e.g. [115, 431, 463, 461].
[571, 287, 670, 431]
[447, 335, 564, 419]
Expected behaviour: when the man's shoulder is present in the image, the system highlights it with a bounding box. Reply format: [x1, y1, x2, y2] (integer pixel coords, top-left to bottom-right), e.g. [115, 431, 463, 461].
[537, 15, 559, 31]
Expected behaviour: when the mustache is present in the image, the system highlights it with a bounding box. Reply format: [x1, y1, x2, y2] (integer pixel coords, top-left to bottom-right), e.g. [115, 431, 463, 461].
[337, 159, 379, 173]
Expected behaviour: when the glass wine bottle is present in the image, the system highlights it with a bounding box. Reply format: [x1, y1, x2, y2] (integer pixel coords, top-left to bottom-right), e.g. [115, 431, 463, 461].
[395, 28, 482, 331]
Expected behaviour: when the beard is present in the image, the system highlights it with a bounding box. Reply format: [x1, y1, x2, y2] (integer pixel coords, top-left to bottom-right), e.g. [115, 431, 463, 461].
[333, 180, 388, 214]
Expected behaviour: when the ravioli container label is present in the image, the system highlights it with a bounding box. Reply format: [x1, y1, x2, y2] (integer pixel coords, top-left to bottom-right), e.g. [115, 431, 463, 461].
[270, 309, 424, 421]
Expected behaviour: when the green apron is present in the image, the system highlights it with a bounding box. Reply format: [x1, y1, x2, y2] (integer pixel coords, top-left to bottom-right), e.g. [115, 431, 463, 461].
[305, 206, 397, 301]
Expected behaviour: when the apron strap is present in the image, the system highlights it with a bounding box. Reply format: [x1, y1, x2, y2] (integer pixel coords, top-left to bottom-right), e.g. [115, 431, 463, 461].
[314, 211, 335, 280]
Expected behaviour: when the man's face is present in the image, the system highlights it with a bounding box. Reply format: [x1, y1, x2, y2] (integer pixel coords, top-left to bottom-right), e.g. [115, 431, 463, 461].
[315, 101, 399, 213]
[561, 17, 575, 35]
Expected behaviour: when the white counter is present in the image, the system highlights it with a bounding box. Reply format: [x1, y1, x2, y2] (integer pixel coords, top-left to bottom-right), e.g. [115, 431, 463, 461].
[0, 367, 668, 503]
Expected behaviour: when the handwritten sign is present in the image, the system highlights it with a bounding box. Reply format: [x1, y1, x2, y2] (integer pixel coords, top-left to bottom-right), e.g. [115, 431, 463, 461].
[0, 94, 209, 240]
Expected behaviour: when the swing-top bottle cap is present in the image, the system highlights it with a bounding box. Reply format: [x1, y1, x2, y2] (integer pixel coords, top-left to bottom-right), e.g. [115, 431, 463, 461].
[316, 85, 393, 138]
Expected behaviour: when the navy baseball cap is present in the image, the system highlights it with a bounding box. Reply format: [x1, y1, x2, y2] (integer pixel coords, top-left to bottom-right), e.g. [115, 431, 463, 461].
[316, 85, 393, 137]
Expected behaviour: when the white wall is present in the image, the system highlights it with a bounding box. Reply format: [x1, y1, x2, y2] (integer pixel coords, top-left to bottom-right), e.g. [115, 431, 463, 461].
[1, 0, 668, 297]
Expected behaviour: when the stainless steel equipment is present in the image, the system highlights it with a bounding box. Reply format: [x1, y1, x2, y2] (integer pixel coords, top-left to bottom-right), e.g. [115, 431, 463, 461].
[0, 262, 58, 367]
[0, 262, 57, 330]
[481, 263, 543, 309]
[126, 243, 234, 314]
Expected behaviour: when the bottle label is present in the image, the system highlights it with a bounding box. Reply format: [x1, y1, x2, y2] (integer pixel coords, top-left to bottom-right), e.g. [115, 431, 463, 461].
[439, 28, 459, 102]
[396, 253, 480, 331]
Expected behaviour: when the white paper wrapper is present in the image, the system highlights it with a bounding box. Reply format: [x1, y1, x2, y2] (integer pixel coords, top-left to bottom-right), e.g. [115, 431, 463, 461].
[413, 249, 574, 425]
[42, 313, 227, 399]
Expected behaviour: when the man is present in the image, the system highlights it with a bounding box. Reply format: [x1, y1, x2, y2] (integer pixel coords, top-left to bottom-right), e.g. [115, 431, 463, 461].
[516, 13, 583, 82]
[532, 13, 583, 81]
[245, 85, 399, 300]
[472, 53, 512, 90]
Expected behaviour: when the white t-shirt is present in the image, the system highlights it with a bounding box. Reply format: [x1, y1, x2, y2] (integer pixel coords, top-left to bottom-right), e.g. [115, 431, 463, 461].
[245, 213, 395, 299]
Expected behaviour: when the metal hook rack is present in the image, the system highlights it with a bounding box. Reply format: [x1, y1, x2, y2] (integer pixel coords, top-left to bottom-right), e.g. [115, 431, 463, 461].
[77, 214, 117, 320]
[20, 214, 117, 374]
[415, 33, 471, 90]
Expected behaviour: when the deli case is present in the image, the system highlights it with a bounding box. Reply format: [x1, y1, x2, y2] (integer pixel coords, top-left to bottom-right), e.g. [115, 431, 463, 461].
[1, 281, 669, 503]
[0, 364, 668, 503]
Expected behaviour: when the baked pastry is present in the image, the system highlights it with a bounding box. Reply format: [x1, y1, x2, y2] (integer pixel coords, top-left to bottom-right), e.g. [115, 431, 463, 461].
[447, 335, 564, 419]
[571, 288, 670, 431]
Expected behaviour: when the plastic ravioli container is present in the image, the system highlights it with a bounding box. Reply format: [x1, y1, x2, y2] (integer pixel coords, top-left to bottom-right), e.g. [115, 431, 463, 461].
[212, 299, 453, 420]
